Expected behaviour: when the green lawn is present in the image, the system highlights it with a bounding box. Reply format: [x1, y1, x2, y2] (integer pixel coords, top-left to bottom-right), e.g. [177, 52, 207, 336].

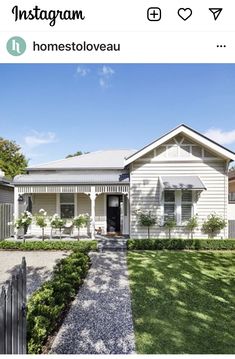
[127, 251, 235, 354]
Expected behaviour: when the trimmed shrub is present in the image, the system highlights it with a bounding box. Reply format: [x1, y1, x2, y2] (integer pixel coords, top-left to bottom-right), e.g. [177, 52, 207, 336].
[127, 238, 235, 251]
[27, 251, 90, 354]
[0, 240, 97, 253]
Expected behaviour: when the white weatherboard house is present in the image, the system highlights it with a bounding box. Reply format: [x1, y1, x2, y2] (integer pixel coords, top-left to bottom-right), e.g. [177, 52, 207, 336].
[13, 124, 235, 239]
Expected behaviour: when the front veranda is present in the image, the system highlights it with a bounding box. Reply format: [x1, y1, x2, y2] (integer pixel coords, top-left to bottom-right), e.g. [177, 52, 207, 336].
[14, 184, 130, 239]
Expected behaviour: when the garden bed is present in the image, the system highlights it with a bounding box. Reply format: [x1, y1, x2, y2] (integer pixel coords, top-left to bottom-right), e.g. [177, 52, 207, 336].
[27, 250, 91, 354]
[127, 238, 235, 251]
[0, 240, 97, 252]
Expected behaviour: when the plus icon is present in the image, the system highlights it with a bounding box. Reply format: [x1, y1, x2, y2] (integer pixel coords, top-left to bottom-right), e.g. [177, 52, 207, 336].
[147, 7, 161, 21]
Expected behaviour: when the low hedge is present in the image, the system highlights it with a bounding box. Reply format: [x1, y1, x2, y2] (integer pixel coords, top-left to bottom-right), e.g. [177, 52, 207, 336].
[0, 240, 97, 252]
[127, 238, 235, 251]
[27, 251, 91, 354]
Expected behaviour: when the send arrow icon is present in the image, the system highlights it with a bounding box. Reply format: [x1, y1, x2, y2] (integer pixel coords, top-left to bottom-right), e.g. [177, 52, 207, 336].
[209, 8, 223, 20]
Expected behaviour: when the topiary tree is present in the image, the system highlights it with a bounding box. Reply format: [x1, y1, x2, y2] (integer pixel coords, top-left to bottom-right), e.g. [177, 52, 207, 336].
[137, 210, 157, 239]
[186, 215, 199, 239]
[73, 214, 90, 240]
[35, 209, 47, 241]
[50, 214, 65, 240]
[164, 218, 176, 239]
[202, 213, 226, 238]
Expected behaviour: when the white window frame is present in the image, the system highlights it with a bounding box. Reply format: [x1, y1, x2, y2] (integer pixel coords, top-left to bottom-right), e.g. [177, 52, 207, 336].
[163, 189, 195, 225]
[60, 193, 75, 219]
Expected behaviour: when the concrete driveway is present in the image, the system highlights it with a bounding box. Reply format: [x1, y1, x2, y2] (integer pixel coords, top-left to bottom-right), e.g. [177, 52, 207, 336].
[0, 251, 69, 297]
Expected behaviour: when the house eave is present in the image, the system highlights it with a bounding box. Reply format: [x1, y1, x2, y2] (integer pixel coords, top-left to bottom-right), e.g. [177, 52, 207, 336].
[124, 124, 235, 165]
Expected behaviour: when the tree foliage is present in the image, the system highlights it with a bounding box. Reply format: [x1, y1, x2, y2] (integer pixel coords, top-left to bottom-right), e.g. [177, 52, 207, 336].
[0, 137, 28, 178]
[202, 213, 226, 238]
[137, 210, 157, 239]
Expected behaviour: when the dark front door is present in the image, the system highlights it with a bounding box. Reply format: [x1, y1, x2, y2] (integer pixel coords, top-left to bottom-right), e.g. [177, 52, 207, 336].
[107, 195, 121, 233]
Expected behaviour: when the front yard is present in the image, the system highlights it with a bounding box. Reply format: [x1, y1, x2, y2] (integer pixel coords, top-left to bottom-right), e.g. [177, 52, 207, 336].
[128, 251, 235, 354]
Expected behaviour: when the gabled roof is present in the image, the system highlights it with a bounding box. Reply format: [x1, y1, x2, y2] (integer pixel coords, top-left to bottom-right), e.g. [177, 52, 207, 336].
[125, 124, 235, 165]
[28, 149, 136, 171]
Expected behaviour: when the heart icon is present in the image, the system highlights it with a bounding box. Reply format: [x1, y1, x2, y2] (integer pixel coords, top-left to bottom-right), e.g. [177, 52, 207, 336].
[178, 8, 192, 21]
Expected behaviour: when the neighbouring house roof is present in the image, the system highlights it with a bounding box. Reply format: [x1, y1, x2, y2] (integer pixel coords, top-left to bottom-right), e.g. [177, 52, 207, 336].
[13, 171, 130, 185]
[0, 174, 13, 188]
[160, 176, 206, 190]
[125, 124, 235, 165]
[27, 149, 136, 171]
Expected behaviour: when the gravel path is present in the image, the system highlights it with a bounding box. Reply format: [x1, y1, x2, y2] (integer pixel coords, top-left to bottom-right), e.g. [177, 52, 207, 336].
[0, 251, 69, 297]
[50, 251, 136, 354]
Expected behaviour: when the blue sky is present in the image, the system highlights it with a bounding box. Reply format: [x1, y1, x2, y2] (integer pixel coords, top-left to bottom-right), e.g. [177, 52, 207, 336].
[1, 64, 235, 165]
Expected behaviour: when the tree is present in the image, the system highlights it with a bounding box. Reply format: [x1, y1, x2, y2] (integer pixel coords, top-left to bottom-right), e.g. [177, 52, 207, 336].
[73, 214, 90, 240]
[137, 210, 157, 239]
[164, 219, 176, 239]
[50, 214, 65, 240]
[186, 215, 198, 239]
[0, 137, 28, 178]
[66, 150, 89, 158]
[202, 213, 226, 238]
[35, 209, 47, 241]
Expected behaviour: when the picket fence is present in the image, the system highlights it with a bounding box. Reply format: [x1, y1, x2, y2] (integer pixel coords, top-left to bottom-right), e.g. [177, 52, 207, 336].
[0, 203, 14, 240]
[0, 257, 27, 354]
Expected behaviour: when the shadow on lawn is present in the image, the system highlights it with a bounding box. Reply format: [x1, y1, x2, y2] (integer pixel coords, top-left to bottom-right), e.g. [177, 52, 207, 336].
[128, 251, 235, 354]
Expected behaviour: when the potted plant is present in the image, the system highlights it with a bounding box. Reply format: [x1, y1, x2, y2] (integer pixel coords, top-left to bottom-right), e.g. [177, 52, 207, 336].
[73, 214, 90, 240]
[14, 211, 33, 242]
[35, 209, 47, 241]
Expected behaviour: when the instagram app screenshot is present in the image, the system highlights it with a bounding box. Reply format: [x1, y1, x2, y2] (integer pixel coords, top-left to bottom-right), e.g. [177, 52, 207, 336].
[0, 0, 235, 357]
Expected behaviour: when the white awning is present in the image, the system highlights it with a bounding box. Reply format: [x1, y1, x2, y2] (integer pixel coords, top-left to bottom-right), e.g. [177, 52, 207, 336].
[160, 176, 206, 190]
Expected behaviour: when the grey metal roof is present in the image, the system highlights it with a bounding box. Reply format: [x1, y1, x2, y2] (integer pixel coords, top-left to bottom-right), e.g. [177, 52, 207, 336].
[14, 171, 130, 185]
[0, 176, 13, 188]
[161, 176, 206, 190]
[28, 149, 136, 170]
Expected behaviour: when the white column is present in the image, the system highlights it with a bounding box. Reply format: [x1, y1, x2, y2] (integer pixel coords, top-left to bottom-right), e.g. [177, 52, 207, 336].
[90, 186, 96, 239]
[14, 187, 19, 239]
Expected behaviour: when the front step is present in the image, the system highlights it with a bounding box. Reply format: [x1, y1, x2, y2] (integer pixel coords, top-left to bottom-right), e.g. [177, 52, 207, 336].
[97, 238, 127, 252]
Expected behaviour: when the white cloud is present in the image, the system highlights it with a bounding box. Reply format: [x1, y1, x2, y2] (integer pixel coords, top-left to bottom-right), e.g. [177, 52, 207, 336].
[98, 65, 115, 88]
[99, 65, 115, 77]
[204, 128, 235, 145]
[76, 66, 90, 77]
[24, 131, 57, 148]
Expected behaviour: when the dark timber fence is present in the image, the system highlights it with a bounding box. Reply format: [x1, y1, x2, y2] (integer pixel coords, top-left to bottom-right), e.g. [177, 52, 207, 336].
[0, 203, 14, 240]
[0, 257, 27, 354]
[228, 220, 235, 239]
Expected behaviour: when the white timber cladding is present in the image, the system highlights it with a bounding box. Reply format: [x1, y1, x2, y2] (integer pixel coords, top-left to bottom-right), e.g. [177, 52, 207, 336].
[130, 143, 229, 239]
[32, 194, 56, 216]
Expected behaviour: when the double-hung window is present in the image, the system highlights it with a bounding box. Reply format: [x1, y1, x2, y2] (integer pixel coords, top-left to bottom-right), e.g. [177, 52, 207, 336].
[181, 190, 193, 223]
[163, 190, 193, 224]
[60, 194, 74, 219]
[164, 190, 176, 222]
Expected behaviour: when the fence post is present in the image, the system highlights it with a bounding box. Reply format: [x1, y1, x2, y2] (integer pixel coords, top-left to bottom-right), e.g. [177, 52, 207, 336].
[0, 257, 27, 354]
[6, 281, 12, 354]
[22, 257, 27, 354]
[12, 275, 18, 354]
